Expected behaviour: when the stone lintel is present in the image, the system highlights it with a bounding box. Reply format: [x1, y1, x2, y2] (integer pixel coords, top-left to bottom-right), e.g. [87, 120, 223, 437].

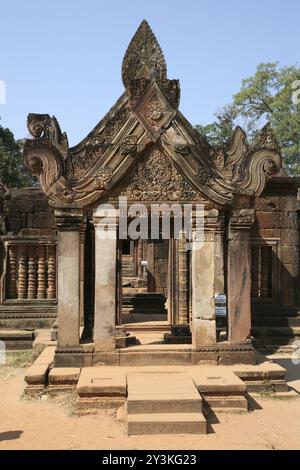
[228, 208, 255, 239]
[54, 208, 84, 231]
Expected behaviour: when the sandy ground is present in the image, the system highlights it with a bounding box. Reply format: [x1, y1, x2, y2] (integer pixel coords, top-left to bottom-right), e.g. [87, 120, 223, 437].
[0, 352, 300, 450]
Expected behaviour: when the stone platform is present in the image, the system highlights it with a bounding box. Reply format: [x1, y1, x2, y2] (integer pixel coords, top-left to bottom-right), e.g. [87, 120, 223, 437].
[54, 342, 256, 367]
[0, 328, 35, 350]
[23, 346, 300, 435]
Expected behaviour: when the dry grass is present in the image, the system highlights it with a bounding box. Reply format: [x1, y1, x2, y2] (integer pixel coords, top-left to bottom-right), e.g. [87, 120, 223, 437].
[0, 350, 39, 380]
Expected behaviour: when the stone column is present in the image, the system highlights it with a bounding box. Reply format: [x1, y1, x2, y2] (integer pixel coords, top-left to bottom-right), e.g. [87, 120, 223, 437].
[93, 210, 117, 352]
[191, 210, 218, 347]
[55, 209, 83, 348]
[214, 215, 225, 295]
[79, 222, 86, 326]
[227, 209, 255, 344]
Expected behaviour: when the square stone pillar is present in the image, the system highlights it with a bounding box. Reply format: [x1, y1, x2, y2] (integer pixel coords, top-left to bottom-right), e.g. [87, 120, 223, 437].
[79, 221, 86, 327]
[178, 230, 189, 324]
[191, 209, 219, 347]
[55, 209, 84, 348]
[227, 209, 255, 344]
[214, 215, 225, 295]
[93, 211, 117, 352]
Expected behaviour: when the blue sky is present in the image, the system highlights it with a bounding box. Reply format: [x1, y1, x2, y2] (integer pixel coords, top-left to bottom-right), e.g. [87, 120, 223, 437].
[0, 0, 299, 146]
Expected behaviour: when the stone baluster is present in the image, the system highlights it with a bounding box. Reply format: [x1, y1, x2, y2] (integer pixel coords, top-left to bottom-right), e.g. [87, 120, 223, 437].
[47, 244, 56, 299]
[37, 245, 47, 299]
[27, 246, 37, 299]
[7, 245, 17, 299]
[17, 246, 28, 299]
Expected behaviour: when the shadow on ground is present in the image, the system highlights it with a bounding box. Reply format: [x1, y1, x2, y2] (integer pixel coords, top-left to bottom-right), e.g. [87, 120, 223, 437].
[0, 431, 23, 442]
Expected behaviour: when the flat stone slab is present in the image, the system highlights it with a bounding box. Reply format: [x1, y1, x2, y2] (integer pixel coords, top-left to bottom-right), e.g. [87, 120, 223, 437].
[25, 363, 49, 385]
[0, 329, 35, 339]
[34, 346, 55, 365]
[232, 362, 286, 380]
[48, 367, 81, 385]
[127, 372, 202, 414]
[191, 367, 246, 393]
[128, 372, 200, 396]
[24, 346, 55, 388]
[76, 367, 127, 397]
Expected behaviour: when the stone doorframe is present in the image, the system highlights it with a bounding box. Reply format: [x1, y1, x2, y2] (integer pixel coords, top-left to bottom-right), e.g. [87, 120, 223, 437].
[53, 205, 256, 351]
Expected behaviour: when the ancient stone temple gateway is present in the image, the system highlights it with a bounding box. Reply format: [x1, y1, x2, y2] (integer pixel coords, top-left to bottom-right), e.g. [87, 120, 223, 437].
[1, 21, 300, 368]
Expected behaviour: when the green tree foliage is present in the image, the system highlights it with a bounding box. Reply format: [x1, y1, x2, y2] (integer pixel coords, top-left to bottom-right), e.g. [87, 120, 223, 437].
[195, 63, 300, 175]
[0, 125, 36, 188]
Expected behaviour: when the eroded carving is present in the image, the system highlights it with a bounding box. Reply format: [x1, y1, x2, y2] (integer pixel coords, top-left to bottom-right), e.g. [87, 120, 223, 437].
[112, 146, 206, 202]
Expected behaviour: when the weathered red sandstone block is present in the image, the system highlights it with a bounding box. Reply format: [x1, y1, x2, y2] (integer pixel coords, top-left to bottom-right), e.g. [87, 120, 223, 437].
[7, 218, 20, 232]
[34, 199, 50, 212]
[32, 212, 56, 229]
[257, 228, 281, 238]
[254, 196, 280, 211]
[274, 212, 298, 229]
[255, 212, 275, 229]
[284, 263, 299, 277]
[20, 213, 27, 228]
[280, 196, 299, 211]
[280, 246, 299, 264]
[281, 229, 299, 246]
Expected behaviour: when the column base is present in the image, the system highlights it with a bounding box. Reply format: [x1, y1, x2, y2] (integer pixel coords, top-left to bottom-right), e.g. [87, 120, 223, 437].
[54, 347, 120, 367]
[192, 341, 256, 365]
[54, 342, 256, 367]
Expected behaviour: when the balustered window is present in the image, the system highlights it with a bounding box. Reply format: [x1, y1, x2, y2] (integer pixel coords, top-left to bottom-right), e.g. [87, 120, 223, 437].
[251, 245, 273, 300]
[5, 243, 57, 300]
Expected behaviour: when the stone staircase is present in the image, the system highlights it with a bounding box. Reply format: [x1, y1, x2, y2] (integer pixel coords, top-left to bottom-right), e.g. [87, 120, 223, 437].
[122, 293, 168, 323]
[252, 308, 300, 351]
[126, 372, 207, 435]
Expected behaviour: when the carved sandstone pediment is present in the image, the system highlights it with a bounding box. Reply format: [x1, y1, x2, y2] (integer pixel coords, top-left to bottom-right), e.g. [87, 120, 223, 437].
[109, 145, 206, 202]
[23, 20, 282, 209]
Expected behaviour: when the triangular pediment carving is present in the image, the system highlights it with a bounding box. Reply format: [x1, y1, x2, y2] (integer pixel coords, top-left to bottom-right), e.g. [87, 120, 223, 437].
[109, 145, 206, 202]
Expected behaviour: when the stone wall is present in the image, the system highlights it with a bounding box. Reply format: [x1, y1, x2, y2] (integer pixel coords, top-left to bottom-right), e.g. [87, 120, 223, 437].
[0, 187, 58, 328]
[147, 240, 169, 297]
[1, 187, 56, 237]
[251, 177, 300, 310]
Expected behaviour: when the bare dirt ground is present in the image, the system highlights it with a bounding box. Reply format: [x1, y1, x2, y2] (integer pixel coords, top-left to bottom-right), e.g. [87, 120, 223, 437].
[0, 351, 300, 450]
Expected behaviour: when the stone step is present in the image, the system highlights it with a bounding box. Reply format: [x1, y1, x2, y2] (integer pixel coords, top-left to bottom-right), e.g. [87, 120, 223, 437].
[126, 371, 206, 435]
[128, 412, 207, 435]
[127, 395, 202, 414]
[191, 366, 248, 412]
[0, 328, 35, 350]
